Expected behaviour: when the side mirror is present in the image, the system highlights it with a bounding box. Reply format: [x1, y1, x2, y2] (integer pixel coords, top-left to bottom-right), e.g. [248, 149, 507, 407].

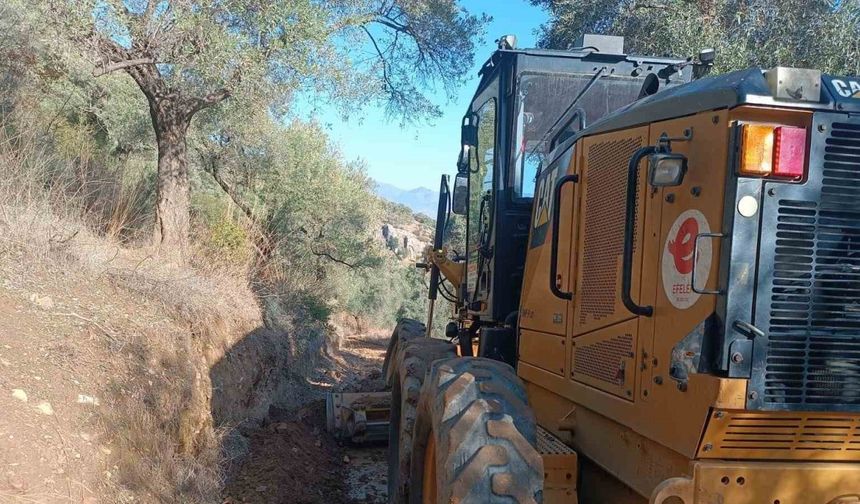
[698, 48, 716, 65]
[457, 114, 478, 172]
[461, 122, 477, 148]
[694, 48, 716, 78]
[457, 144, 470, 172]
[452, 172, 468, 215]
[648, 152, 688, 187]
[445, 321, 458, 338]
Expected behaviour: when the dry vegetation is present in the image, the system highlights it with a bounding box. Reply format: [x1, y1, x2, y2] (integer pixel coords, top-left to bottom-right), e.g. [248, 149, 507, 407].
[0, 1, 448, 500]
[0, 117, 357, 502]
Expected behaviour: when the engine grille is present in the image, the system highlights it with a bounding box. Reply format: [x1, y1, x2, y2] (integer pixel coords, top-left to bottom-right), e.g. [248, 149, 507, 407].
[698, 411, 860, 461]
[572, 332, 633, 386]
[579, 137, 643, 325]
[755, 118, 860, 411]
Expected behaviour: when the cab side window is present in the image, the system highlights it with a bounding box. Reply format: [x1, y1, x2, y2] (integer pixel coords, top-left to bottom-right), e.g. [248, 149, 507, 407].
[468, 98, 497, 257]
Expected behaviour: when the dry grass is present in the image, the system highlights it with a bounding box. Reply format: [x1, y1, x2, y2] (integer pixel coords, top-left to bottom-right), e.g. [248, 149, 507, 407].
[103, 334, 225, 503]
[0, 100, 357, 502]
[0, 117, 268, 503]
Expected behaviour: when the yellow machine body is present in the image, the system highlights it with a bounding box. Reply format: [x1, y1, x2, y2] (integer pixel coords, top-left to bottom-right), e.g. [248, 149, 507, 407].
[517, 106, 860, 503]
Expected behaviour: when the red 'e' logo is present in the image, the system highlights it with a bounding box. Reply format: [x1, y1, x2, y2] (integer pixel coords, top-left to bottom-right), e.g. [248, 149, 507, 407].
[667, 217, 698, 275]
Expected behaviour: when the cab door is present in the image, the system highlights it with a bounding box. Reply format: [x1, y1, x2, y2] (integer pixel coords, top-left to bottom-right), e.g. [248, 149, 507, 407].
[518, 145, 579, 377]
[464, 91, 498, 315]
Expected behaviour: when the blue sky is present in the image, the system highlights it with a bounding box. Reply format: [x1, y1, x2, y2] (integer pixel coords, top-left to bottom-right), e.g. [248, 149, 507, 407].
[309, 1, 549, 190]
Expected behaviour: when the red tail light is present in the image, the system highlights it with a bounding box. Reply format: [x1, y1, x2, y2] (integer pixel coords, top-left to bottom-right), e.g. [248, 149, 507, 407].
[739, 124, 807, 180]
[773, 126, 806, 178]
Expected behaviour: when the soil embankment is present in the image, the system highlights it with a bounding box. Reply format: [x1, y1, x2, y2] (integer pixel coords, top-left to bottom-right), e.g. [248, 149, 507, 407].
[0, 213, 391, 503]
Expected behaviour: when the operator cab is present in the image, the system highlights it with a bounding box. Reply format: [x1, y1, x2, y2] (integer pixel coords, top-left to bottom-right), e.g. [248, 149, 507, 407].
[453, 34, 699, 324]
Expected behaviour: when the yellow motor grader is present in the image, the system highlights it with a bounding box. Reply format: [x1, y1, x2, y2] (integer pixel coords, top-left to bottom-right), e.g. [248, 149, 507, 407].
[328, 34, 860, 503]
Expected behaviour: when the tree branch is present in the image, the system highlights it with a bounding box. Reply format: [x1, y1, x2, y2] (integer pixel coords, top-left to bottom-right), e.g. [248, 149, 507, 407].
[632, 3, 669, 9]
[199, 150, 276, 258]
[87, 33, 168, 101]
[203, 157, 256, 222]
[143, 0, 157, 27]
[185, 88, 231, 117]
[374, 15, 410, 33]
[362, 25, 400, 96]
[311, 250, 359, 268]
[92, 57, 157, 77]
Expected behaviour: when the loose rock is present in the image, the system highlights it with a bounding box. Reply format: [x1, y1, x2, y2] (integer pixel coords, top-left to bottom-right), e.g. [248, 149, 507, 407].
[77, 394, 100, 406]
[35, 401, 54, 415]
[29, 294, 54, 310]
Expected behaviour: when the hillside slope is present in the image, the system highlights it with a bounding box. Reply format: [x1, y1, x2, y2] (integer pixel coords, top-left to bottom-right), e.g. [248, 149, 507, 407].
[0, 206, 351, 502]
[0, 194, 439, 503]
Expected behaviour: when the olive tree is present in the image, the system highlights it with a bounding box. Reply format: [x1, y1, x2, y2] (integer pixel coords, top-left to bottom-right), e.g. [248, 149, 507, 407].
[42, 0, 487, 258]
[532, 0, 860, 75]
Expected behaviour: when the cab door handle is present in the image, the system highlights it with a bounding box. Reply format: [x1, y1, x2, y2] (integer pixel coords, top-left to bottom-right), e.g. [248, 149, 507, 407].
[550, 174, 578, 300]
[622, 146, 657, 316]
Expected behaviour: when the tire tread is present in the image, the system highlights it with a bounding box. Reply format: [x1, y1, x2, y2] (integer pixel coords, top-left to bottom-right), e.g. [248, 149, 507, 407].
[411, 357, 543, 504]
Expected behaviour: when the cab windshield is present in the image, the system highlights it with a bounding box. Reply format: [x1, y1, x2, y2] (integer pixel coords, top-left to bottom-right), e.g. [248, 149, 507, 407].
[511, 72, 646, 198]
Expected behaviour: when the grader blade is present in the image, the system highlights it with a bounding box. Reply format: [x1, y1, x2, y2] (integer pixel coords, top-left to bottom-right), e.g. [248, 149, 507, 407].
[325, 391, 391, 444]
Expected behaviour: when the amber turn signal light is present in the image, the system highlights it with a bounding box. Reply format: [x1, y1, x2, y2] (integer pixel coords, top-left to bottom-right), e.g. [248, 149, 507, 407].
[739, 123, 807, 179]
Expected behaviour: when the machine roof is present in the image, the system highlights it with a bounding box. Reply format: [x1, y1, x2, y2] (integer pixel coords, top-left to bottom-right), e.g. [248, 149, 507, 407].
[584, 67, 845, 136]
[471, 46, 693, 111]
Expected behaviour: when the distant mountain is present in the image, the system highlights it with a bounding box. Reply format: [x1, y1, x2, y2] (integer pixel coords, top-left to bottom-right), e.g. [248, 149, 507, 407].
[375, 181, 440, 217]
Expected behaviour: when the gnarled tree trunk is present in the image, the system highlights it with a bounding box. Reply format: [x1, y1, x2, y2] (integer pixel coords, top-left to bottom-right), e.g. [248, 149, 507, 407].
[150, 98, 191, 259]
[89, 45, 230, 261]
[90, 51, 229, 261]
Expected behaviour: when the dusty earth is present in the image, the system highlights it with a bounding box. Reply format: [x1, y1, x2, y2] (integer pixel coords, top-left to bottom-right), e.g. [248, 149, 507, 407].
[222, 334, 390, 504]
[0, 236, 392, 504]
[0, 259, 199, 503]
[0, 251, 391, 503]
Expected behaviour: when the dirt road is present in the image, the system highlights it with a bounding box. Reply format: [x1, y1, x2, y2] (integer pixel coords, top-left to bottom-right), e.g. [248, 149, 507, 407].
[222, 334, 389, 504]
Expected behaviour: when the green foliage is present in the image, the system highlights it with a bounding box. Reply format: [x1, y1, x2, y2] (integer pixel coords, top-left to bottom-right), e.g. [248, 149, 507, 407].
[443, 213, 466, 253]
[533, 0, 860, 75]
[209, 221, 246, 256]
[383, 200, 421, 227]
[297, 291, 335, 323]
[395, 266, 432, 322]
[339, 254, 429, 328]
[191, 113, 386, 271]
[189, 108, 436, 328]
[191, 193, 250, 263]
[2, 0, 462, 333]
[39, 0, 489, 122]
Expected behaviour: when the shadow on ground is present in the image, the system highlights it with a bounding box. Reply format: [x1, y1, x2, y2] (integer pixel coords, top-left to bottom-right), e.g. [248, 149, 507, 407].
[211, 327, 390, 504]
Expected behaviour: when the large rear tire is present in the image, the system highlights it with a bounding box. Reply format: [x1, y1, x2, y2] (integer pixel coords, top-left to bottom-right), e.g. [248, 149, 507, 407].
[383, 319, 426, 386]
[385, 321, 457, 504]
[409, 357, 544, 504]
